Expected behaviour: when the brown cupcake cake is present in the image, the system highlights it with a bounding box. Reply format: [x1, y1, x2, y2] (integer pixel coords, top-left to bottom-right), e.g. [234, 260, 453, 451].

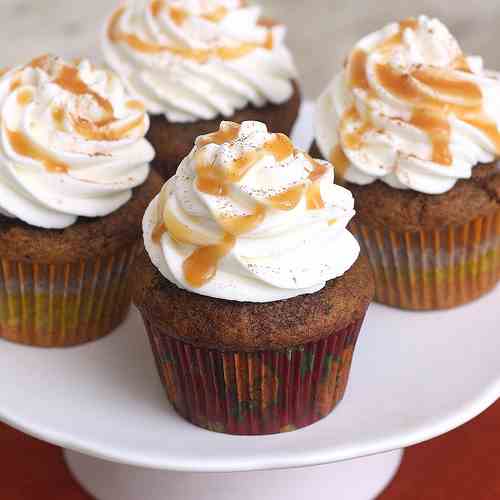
[313, 16, 500, 310]
[0, 55, 159, 347]
[134, 120, 374, 435]
[102, 0, 301, 180]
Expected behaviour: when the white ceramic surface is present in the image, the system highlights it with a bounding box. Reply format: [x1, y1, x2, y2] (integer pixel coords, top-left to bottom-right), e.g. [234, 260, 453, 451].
[65, 449, 403, 500]
[0, 104, 498, 474]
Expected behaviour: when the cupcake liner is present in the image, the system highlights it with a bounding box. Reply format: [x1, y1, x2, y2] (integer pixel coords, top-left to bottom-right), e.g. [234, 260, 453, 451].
[0, 242, 140, 347]
[143, 316, 365, 435]
[351, 210, 500, 310]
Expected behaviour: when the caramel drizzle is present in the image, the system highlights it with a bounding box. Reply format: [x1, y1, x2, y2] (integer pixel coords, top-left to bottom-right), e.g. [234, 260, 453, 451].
[152, 0, 239, 24]
[183, 234, 236, 288]
[10, 75, 22, 92]
[155, 125, 328, 287]
[334, 17, 500, 168]
[53, 65, 115, 125]
[409, 109, 451, 165]
[330, 145, 350, 182]
[51, 106, 66, 131]
[4, 56, 145, 174]
[7, 129, 69, 173]
[195, 131, 295, 194]
[17, 89, 33, 106]
[71, 114, 145, 142]
[108, 5, 273, 63]
[152, 222, 167, 243]
[155, 1, 228, 25]
[127, 100, 146, 111]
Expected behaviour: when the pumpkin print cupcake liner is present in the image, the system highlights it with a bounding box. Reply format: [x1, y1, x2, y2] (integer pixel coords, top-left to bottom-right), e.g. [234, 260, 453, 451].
[351, 211, 500, 310]
[0, 242, 140, 347]
[144, 316, 365, 436]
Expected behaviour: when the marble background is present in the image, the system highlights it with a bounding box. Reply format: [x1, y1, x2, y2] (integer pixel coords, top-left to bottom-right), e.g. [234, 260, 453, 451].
[0, 0, 498, 98]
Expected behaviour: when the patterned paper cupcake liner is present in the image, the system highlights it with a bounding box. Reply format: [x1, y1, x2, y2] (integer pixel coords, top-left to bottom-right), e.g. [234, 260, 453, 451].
[351, 210, 500, 310]
[0, 242, 141, 347]
[143, 316, 366, 435]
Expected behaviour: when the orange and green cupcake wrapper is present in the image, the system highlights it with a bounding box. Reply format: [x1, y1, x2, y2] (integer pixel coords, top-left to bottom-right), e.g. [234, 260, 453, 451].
[143, 316, 366, 436]
[0, 242, 141, 347]
[351, 210, 500, 310]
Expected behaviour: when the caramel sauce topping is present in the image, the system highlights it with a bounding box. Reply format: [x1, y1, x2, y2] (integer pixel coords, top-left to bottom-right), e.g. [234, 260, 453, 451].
[330, 144, 350, 182]
[335, 17, 500, 168]
[339, 106, 374, 151]
[4, 55, 148, 173]
[267, 154, 327, 212]
[307, 155, 329, 182]
[158, 203, 240, 287]
[266, 133, 295, 161]
[453, 55, 471, 72]
[152, 1, 228, 24]
[183, 234, 236, 288]
[52, 106, 66, 131]
[195, 164, 229, 197]
[158, 126, 329, 287]
[170, 5, 188, 25]
[195, 131, 295, 195]
[377, 18, 419, 53]
[151, 0, 164, 18]
[54, 65, 114, 120]
[3, 55, 148, 177]
[71, 114, 144, 142]
[152, 222, 167, 243]
[203, 6, 229, 23]
[412, 67, 482, 105]
[410, 109, 452, 165]
[16, 89, 33, 106]
[10, 76, 22, 92]
[109, 6, 273, 63]
[29, 55, 51, 70]
[0, 68, 9, 78]
[462, 117, 500, 152]
[127, 100, 145, 111]
[218, 205, 266, 236]
[349, 49, 370, 91]
[197, 122, 240, 147]
[269, 185, 304, 211]
[257, 17, 277, 29]
[7, 129, 69, 173]
[343, 120, 373, 150]
[165, 206, 216, 246]
[306, 182, 325, 210]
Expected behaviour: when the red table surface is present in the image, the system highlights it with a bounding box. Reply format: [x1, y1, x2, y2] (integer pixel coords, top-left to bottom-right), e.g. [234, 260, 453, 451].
[0, 401, 498, 500]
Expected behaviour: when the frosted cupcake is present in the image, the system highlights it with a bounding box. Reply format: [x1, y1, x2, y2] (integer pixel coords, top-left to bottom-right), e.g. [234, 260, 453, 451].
[102, 0, 300, 180]
[134, 121, 374, 435]
[0, 55, 159, 347]
[313, 16, 500, 310]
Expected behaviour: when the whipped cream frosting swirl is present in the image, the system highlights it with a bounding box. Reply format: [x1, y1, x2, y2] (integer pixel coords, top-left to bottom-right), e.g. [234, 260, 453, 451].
[0, 55, 154, 229]
[144, 120, 359, 302]
[102, 0, 297, 123]
[315, 16, 500, 194]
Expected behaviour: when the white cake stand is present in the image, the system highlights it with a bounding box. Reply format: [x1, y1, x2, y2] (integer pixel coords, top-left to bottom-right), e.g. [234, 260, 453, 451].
[0, 105, 499, 500]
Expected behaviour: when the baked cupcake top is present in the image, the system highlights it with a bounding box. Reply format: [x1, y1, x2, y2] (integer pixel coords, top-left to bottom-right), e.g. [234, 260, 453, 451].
[143, 121, 360, 302]
[0, 55, 154, 229]
[315, 16, 500, 195]
[102, 0, 297, 123]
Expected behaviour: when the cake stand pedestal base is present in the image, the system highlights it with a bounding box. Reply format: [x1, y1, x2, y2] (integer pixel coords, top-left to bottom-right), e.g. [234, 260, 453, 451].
[65, 448, 403, 500]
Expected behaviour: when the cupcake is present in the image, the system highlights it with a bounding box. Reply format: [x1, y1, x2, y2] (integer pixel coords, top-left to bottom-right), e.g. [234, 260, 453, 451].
[313, 16, 500, 310]
[102, 0, 300, 181]
[134, 120, 374, 435]
[0, 55, 159, 347]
